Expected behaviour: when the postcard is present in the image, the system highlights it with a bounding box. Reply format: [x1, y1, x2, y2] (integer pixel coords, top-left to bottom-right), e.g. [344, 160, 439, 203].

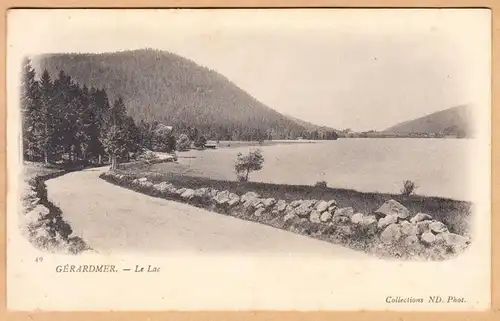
[6, 8, 492, 311]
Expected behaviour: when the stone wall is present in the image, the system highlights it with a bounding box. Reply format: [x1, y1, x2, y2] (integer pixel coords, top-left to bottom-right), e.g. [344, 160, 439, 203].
[101, 171, 471, 260]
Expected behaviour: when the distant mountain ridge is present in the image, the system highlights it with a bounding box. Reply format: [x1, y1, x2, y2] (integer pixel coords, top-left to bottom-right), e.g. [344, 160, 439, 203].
[384, 105, 475, 138]
[32, 48, 328, 140]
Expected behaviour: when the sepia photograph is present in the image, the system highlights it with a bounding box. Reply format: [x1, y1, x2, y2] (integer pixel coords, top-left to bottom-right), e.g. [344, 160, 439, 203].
[6, 8, 491, 311]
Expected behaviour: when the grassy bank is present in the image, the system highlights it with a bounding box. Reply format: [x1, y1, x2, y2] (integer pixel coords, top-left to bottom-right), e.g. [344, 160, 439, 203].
[20, 163, 91, 254]
[101, 169, 471, 260]
[111, 165, 471, 236]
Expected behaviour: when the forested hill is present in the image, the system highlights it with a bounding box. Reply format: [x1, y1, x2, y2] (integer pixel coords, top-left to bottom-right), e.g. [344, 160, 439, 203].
[285, 115, 337, 133]
[384, 105, 475, 138]
[33, 48, 321, 140]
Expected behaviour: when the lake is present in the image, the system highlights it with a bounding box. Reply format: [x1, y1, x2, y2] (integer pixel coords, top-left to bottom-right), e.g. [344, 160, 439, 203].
[164, 139, 474, 201]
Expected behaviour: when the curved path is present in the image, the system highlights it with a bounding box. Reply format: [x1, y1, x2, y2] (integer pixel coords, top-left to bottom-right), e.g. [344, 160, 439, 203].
[45, 167, 367, 257]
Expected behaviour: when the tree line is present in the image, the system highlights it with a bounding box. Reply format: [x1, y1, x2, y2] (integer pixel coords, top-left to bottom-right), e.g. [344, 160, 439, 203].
[21, 59, 179, 169]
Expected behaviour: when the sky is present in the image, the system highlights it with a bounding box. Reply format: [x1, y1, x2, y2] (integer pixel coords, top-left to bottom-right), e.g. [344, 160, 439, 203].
[8, 9, 491, 131]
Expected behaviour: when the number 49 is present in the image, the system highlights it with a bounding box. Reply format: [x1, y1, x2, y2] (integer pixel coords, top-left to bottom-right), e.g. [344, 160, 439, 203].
[35, 257, 43, 263]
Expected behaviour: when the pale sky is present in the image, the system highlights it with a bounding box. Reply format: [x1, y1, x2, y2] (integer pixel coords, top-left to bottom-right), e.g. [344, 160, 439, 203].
[8, 9, 491, 131]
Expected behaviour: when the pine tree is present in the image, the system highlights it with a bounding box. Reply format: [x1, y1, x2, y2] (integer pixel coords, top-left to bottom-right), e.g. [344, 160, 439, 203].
[90, 87, 111, 163]
[52, 70, 75, 162]
[101, 124, 128, 170]
[100, 97, 131, 168]
[38, 70, 55, 163]
[108, 97, 127, 128]
[20, 58, 41, 161]
[78, 85, 100, 163]
[123, 116, 142, 159]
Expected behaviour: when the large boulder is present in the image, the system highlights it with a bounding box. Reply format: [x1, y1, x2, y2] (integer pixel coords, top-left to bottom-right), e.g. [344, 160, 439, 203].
[320, 211, 333, 223]
[214, 190, 231, 205]
[140, 181, 154, 188]
[254, 208, 266, 217]
[334, 207, 354, 218]
[404, 234, 420, 246]
[333, 215, 351, 224]
[429, 221, 449, 234]
[229, 192, 240, 200]
[327, 200, 338, 208]
[243, 197, 264, 211]
[193, 188, 210, 198]
[241, 191, 260, 203]
[276, 200, 288, 213]
[380, 223, 402, 244]
[327, 204, 338, 214]
[315, 201, 329, 213]
[176, 188, 187, 196]
[363, 215, 378, 235]
[377, 214, 398, 229]
[363, 215, 377, 226]
[410, 213, 433, 223]
[437, 232, 470, 253]
[138, 177, 148, 182]
[252, 199, 265, 209]
[399, 220, 418, 236]
[210, 189, 219, 198]
[180, 189, 195, 200]
[295, 200, 315, 217]
[289, 200, 303, 208]
[227, 194, 241, 207]
[352, 213, 378, 234]
[420, 231, 436, 245]
[283, 211, 296, 223]
[263, 198, 277, 208]
[375, 199, 410, 219]
[350, 213, 364, 224]
[416, 220, 432, 235]
[309, 210, 321, 223]
[154, 182, 174, 193]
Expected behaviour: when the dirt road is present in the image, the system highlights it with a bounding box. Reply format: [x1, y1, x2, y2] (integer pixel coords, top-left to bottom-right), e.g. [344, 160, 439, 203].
[45, 167, 366, 257]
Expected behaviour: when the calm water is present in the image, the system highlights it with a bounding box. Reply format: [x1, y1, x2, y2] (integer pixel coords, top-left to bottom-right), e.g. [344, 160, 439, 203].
[174, 139, 474, 201]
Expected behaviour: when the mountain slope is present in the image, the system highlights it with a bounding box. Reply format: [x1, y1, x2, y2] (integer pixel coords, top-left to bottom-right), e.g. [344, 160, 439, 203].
[384, 105, 475, 137]
[32, 48, 311, 140]
[286, 115, 337, 132]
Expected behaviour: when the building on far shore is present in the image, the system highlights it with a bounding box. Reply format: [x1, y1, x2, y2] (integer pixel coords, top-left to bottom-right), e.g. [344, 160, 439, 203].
[205, 141, 218, 149]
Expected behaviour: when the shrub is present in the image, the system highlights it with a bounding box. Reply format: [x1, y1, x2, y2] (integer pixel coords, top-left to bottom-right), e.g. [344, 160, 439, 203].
[314, 180, 328, 188]
[176, 134, 191, 151]
[140, 150, 159, 161]
[401, 180, 418, 196]
[194, 135, 207, 149]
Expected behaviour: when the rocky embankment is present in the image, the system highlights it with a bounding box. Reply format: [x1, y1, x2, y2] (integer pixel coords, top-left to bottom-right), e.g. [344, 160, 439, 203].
[100, 171, 471, 260]
[20, 171, 90, 254]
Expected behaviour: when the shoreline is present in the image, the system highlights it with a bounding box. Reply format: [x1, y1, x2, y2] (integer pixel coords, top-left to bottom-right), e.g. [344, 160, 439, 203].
[211, 139, 318, 149]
